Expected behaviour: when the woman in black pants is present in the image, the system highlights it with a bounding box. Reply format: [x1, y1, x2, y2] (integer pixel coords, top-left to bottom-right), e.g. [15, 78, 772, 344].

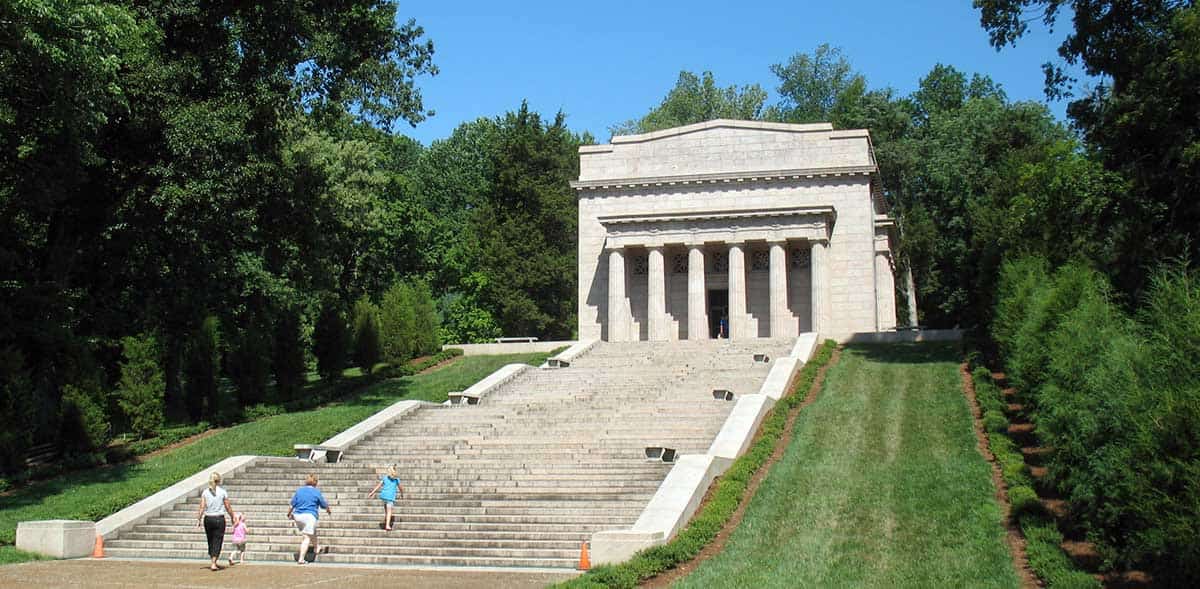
[196, 472, 234, 571]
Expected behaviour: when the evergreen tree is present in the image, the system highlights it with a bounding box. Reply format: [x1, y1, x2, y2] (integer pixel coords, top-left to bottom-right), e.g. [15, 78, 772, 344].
[468, 103, 581, 340]
[272, 308, 307, 402]
[352, 297, 382, 372]
[226, 316, 272, 407]
[115, 334, 165, 439]
[313, 300, 349, 381]
[183, 316, 221, 422]
[379, 281, 417, 363]
[0, 347, 35, 472]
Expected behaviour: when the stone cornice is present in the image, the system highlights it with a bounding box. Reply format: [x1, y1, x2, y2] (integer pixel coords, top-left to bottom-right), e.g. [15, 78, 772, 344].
[599, 206, 835, 248]
[571, 165, 878, 193]
[598, 119, 837, 148]
[599, 206, 835, 226]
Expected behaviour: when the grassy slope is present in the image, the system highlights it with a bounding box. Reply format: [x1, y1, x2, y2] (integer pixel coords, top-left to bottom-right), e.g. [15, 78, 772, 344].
[0, 353, 548, 550]
[677, 343, 1019, 589]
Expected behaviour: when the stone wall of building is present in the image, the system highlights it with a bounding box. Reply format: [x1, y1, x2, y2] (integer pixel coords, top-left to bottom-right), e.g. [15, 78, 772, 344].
[574, 120, 897, 342]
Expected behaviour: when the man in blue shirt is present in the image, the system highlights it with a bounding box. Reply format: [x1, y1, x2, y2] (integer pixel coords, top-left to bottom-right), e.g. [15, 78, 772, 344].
[287, 473, 331, 564]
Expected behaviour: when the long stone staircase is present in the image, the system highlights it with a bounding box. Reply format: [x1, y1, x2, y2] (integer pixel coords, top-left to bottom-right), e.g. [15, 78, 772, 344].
[102, 338, 793, 567]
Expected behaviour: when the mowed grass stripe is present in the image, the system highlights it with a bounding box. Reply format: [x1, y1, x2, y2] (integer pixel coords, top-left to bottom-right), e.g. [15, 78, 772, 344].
[677, 343, 1018, 588]
[0, 353, 549, 551]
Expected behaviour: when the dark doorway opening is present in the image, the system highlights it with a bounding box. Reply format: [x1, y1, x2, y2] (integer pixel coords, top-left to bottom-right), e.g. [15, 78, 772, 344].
[708, 289, 728, 338]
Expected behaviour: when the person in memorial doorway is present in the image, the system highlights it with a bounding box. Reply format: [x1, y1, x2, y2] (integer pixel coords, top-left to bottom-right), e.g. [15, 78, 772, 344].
[719, 313, 729, 339]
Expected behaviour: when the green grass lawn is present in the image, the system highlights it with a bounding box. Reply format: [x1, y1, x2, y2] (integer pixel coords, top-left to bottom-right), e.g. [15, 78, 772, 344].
[0, 353, 548, 554]
[677, 343, 1019, 589]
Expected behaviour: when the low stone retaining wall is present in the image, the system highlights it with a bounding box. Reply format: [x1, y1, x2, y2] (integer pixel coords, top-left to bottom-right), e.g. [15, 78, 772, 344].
[546, 339, 599, 367]
[845, 328, 963, 343]
[441, 340, 577, 356]
[449, 363, 532, 404]
[297, 399, 436, 461]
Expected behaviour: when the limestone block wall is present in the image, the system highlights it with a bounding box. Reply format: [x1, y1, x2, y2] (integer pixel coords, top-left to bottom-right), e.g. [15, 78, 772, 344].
[579, 178, 880, 341]
[576, 120, 895, 341]
[577, 121, 873, 182]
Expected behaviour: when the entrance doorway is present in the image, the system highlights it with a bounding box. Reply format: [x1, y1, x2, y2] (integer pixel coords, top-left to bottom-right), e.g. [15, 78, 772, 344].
[708, 289, 728, 338]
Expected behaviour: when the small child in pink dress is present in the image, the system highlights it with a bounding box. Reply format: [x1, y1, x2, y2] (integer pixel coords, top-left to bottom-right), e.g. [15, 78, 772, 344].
[228, 512, 248, 565]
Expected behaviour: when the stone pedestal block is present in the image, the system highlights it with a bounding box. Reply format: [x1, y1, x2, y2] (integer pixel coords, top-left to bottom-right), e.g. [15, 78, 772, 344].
[16, 520, 96, 558]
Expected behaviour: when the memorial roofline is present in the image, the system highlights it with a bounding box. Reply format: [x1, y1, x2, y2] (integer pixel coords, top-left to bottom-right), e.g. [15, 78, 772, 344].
[570, 164, 878, 192]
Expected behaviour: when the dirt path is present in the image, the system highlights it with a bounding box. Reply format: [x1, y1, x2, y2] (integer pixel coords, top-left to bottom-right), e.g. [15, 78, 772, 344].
[415, 354, 462, 375]
[0, 559, 577, 588]
[134, 427, 228, 462]
[960, 364, 1038, 589]
[640, 347, 841, 588]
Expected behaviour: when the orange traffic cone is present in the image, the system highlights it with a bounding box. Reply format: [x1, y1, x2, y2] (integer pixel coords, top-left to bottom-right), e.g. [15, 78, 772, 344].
[578, 541, 590, 570]
[92, 533, 105, 558]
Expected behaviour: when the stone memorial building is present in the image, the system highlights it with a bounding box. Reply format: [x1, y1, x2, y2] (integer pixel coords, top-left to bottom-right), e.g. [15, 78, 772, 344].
[572, 119, 898, 342]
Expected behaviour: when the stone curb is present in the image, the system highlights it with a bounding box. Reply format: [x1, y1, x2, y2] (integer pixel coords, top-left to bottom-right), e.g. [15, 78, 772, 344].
[321, 400, 431, 450]
[545, 339, 599, 368]
[450, 364, 533, 404]
[442, 340, 579, 356]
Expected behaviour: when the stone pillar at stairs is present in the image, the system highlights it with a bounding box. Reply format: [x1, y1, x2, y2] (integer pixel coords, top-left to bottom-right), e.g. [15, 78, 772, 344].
[647, 246, 667, 341]
[811, 239, 827, 335]
[607, 247, 628, 341]
[687, 245, 707, 340]
[769, 241, 791, 338]
[728, 243, 747, 339]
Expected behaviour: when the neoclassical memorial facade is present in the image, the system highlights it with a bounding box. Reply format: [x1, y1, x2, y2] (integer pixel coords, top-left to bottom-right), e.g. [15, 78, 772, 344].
[573, 119, 898, 342]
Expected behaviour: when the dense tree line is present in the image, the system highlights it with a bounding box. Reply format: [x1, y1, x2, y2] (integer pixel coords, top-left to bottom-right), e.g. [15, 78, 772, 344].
[619, 44, 1124, 329]
[993, 258, 1199, 584]
[0, 2, 583, 474]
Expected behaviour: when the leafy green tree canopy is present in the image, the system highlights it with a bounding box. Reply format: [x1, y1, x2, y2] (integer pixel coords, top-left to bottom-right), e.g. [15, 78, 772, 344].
[611, 71, 768, 135]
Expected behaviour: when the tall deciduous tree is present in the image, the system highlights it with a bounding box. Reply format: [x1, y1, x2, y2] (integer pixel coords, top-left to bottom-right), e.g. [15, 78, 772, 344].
[976, 0, 1200, 296]
[0, 1, 437, 459]
[611, 71, 768, 135]
[766, 44, 869, 124]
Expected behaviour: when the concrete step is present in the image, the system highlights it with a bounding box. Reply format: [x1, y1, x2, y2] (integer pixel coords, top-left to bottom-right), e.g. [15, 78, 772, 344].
[125, 526, 590, 542]
[110, 338, 792, 570]
[100, 548, 577, 568]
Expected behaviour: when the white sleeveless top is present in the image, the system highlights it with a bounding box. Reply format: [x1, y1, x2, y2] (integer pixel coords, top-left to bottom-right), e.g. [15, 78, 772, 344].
[202, 486, 228, 517]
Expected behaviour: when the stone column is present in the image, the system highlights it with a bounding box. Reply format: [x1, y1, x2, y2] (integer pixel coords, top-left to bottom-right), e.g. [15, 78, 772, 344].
[647, 246, 667, 341]
[607, 247, 627, 341]
[687, 245, 707, 340]
[728, 243, 746, 339]
[769, 241, 790, 338]
[810, 240, 827, 335]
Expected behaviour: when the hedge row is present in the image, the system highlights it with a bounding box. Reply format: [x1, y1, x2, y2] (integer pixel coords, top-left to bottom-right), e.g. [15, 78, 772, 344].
[971, 368, 1099, 588]
[556, 340, 838, 589]
[992, 257, 1200, 584]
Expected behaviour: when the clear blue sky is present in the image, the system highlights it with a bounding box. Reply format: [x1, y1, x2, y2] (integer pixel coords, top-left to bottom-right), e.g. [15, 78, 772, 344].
[398, 0, 1080, 144]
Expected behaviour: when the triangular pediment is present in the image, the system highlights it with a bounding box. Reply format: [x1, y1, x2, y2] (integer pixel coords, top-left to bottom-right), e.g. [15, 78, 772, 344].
[576, 119, 875, 186]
